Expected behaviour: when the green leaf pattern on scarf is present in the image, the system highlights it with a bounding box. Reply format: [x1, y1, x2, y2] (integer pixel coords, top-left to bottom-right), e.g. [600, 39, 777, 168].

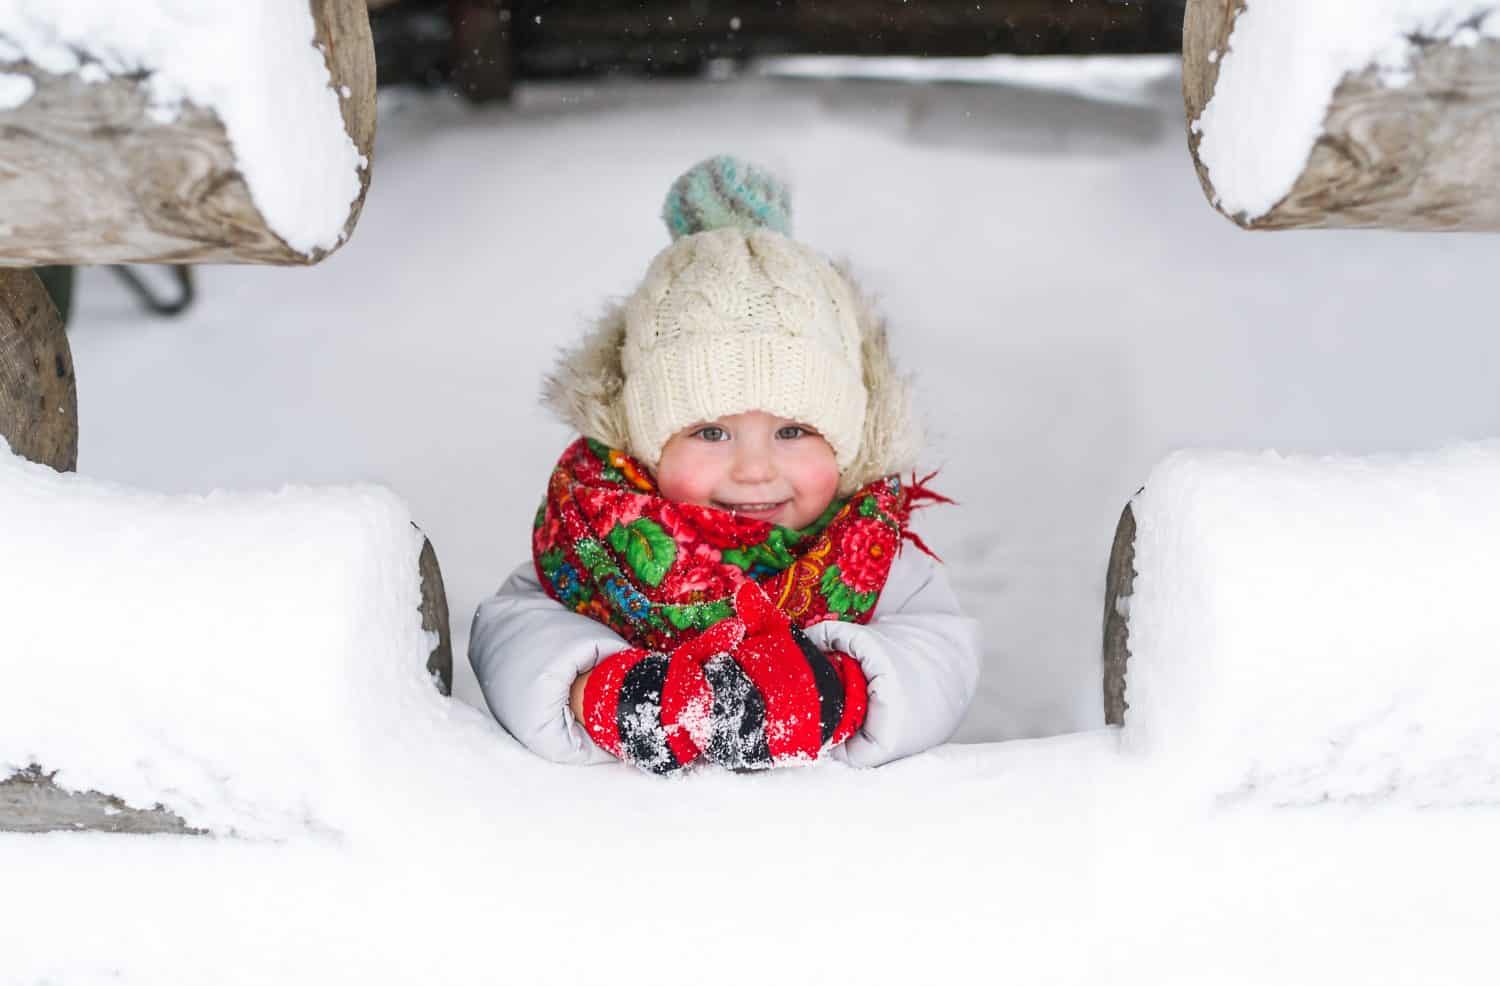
[574, 537, 611, 576]
[820, 564, 878, 616]
[721, 529, 797, 572]
[661, 598, 735, 632]
[607, 518, 677, 588]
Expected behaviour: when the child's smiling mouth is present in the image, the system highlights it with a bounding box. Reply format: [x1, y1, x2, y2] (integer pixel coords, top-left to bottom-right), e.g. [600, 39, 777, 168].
[712, 499, 790, 519]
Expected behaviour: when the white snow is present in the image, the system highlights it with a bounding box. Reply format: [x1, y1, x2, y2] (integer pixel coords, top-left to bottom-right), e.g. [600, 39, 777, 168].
[1125, 445, 1500, 806]
[4, 67, 1500, 982]
[0, 0, 363, 255]
[0, 68, 30, 108]
[757, 53, 1178, 106]
[0, 443, 434, 838]
[1196, 1, 1500, 219]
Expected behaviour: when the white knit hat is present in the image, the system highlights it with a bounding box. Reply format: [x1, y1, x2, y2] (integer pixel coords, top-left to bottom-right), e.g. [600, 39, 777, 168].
[618, 156, 868, 472]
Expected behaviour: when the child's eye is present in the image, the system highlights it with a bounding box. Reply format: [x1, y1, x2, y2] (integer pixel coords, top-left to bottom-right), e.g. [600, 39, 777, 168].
[693, 426, 728, 442]
[776, 426, 808, 440]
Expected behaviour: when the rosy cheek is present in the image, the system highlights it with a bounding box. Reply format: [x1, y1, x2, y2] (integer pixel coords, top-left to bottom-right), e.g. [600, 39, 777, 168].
[659, 472, 708, 507]
[786, 446, 841, 523]
[656, 445, 720, 508]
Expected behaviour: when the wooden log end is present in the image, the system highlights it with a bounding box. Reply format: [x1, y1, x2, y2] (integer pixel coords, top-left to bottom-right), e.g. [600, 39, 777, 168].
[1102, 500, 1137, 727]
[314, 0, 378, 247]
[1182, 0, 1248, 224]
[0, 269, 78, 472]
[418, 534, 454, 696]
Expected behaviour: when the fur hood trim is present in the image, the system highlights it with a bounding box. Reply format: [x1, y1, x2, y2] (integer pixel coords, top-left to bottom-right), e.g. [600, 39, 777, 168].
[542, 263, 922, 495]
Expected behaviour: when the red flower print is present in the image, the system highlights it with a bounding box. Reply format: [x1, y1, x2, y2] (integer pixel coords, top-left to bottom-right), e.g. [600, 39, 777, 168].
[837, 518, 898, 593]
[671, 560, 741, 598]
[536, 507, 562, 548]
[670, 502, 768, 549]
[661, 540, 734, 597]
[577, 488, 648, 539]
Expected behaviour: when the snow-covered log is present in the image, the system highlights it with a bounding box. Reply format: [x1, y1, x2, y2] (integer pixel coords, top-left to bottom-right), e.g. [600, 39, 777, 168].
[0, 1, 375, 265]
[1118, 446, 1500, 806]
[0, 447, 452, 837]
[0, 269, 76, 472]
[1185, 0, 1500, 230]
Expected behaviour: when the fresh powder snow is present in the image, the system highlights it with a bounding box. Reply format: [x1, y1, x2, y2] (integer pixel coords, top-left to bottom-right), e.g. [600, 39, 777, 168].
[0, 0, 363, 254]
[4, 436, 1498, 983]
[0, 443, 434, 839]
[1195, 0, 1500, 219]
[1126, 444, 1500, 807]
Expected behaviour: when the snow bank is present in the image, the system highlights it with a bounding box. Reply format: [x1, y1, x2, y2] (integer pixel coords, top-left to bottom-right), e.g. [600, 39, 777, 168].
[0, 0, 363, 254]
[0, 442, 435, 839]
[1125, 444, 1500, 806]
[7, 429, 1500, 981]
[757, 54, 1178, 106]
[1196, 1, 1500, 219]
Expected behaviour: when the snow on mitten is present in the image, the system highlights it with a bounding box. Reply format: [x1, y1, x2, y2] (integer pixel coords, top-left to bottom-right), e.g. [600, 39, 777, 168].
[581, 619, 746, 775]
[698, 583, 867, 770]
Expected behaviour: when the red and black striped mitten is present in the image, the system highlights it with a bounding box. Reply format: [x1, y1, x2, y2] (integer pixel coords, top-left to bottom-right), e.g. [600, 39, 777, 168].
[695, 583, 868, 770]
[580, 618, 746, 775]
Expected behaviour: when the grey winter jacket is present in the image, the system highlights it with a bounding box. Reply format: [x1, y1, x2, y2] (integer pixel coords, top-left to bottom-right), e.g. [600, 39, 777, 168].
[468, 549, 980, 767]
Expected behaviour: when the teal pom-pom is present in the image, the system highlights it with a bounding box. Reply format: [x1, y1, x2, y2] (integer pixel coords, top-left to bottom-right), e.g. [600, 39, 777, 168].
[661, 155, 792, 242]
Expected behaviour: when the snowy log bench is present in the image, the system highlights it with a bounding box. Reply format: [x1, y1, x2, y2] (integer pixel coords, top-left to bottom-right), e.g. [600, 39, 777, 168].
[1106, 446, 1500, 806]
[0, 0, 375, 265]
[1185, 0, 1500, 230]
[0, 445, 452, 836]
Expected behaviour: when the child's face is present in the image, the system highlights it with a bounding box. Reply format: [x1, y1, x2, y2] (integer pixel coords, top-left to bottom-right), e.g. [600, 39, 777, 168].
[656, 411, 840, 529]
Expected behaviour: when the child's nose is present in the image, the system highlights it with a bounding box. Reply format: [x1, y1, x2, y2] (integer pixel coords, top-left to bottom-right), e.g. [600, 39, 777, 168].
[730, 446, 776, 484]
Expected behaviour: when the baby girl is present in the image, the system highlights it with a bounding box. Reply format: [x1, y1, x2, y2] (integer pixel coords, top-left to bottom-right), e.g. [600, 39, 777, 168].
[469, 156, 979, 773]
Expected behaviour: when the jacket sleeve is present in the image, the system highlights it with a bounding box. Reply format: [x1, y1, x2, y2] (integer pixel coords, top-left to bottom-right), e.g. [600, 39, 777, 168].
[801, 549, 981, 767]
[468, 562, 626, 765]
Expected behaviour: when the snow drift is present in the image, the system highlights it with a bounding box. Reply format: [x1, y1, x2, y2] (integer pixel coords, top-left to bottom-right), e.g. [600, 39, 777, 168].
[0, 441, 436, 838]
[1125, 444, 1500, 806]
[5, 435, 1500, 981]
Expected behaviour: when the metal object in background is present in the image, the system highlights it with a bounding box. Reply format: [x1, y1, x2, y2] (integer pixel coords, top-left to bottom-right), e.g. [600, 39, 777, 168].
[34, 265, 197, 330]
[109, 266, 196, 318]
[371, 0, 1188, 102]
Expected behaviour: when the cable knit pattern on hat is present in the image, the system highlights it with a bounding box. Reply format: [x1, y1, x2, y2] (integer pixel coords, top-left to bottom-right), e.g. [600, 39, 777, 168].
[620, 226, 868, 472]
[544, 155, 920, 489]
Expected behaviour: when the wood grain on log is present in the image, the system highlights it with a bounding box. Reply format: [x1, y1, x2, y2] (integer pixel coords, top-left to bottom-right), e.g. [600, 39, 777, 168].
[1, 538, 451, 833]
[1185, 0, 1500, 230]
[0, 766, 200, 835]
[0, 0, 375, 266]
[1102, 502, 1136, 726]
[0, 269, 77, 472]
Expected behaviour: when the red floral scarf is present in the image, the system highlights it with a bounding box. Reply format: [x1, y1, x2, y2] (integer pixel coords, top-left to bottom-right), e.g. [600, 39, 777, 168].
[533, 438, 947, 651]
